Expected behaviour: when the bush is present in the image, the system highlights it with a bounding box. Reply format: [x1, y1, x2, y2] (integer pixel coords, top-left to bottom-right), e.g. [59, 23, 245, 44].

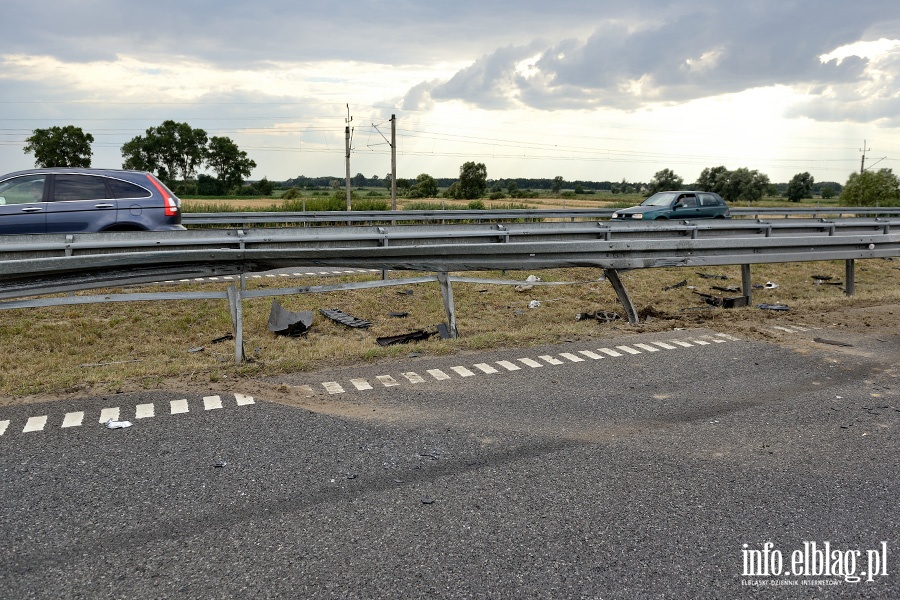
[489, 191, 507, 200]
[467, 200, 486, 210]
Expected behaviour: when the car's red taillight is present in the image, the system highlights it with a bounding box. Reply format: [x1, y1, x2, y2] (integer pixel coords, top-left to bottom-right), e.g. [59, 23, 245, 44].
[146, 174, 180, 216]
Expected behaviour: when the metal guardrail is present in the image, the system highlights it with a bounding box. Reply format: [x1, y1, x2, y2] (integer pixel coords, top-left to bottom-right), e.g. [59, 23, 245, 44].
[180, 207, 900, 226]
[1, 217, 897, 362]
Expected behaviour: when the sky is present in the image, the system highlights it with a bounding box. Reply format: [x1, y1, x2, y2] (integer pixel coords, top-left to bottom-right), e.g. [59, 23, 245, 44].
[1, 0, 899, 186]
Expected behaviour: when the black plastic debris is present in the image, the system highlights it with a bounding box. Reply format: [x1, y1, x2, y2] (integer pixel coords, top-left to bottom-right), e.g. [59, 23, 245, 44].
[712, 285, 740, 293]
[211, 333, 234, 344]
[319, 308, 372, 329]
[437, 323, 455, 339]
[213, 461, 227, 468]
[813, 337, 853, 347]
[397, 289, 414, 296]
[662, 280, 687, 291]
[575, 311, 621, 322]
[376, 329, 436, 346]
[693, 291, 748, 308]
[697, 272, 728, 280]
[388, 311, 409, 318]
[268, 300, 313, 336]
[812, 275, 833, 281]
[757, 303, 790, 311]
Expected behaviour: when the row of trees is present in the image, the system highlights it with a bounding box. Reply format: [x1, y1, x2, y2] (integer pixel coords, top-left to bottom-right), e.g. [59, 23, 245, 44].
[23, 122, 256, 194]
[23, 126, 897, 205]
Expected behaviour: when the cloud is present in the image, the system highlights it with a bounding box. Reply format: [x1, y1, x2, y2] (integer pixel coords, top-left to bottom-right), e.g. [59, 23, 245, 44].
[403, 1, 897, 121]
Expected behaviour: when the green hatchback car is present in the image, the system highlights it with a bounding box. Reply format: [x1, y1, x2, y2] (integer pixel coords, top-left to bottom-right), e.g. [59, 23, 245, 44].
[611, 191, 730, 221]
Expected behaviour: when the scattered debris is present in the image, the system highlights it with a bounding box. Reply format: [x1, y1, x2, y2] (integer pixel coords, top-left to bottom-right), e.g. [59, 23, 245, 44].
[712, 285, 741, 293]
[376, 330, 436, 346]
[319, 308, 371, 329]
[662, 280, 687, 291]
[811, 275, 833, 282]
[421, 498, 435, 505]
[697, 272, 728, 280]
[397, 289, 414, 296]
[515, 274, 543, 292]
[763, 281, 779, 289]
[388, 311, 409, 318]
[814, 337, 854, 347]
[575, 311, 621, 323]
[268, 300, 313, 336]
[105, 418, 132, 429]
[211, 333, 234, 344]
[528, 300, 541, 308]
[757, 303, 790, 311]
[693, 291, 748, 308]
[213, 461, 227, 468]
[188, 347, 205, 354]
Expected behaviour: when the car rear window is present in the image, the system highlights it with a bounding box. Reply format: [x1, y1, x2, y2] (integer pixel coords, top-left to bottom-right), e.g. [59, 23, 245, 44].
[107, 178, 151, 199]
[53, 175, 112, 201]
[699, 193, 721, 206]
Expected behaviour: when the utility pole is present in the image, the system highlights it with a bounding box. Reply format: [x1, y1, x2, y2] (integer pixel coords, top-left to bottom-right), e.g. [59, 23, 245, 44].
[345, 105, 353, 211]
[860, 139, 870, 174]
[390, 114, 397, 210]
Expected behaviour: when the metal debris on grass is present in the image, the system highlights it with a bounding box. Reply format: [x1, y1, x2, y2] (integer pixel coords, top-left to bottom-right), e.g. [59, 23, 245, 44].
[268, 300, 314, 336]
[575, 311, 621, 323]
[697, 272, 728, 280]
[376, 330, 436, 346]
[757, 303, 790, 311]
[319, 308, 371, 329]
[662, 280, 688, 291]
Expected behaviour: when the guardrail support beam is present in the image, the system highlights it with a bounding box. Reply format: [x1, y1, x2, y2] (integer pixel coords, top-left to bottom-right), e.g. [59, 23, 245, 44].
[226, 285, 246, 363]
[604, 269, 639, 324]
[741, 264, 753, 304]
[845, 259, 856, 296]
[436, 271, 459, 338]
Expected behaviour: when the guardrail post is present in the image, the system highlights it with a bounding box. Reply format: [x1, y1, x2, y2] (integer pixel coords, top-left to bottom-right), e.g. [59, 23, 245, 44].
[845, 259, 856, 296]
[603, 269, 639, 324]
[741, 264, 753, 304]
[226, 285, 246, 363]
[436, 271, 459, 338]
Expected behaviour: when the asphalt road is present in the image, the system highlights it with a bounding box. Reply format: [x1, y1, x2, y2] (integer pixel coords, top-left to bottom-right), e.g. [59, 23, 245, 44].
[0, 328, 897, 599]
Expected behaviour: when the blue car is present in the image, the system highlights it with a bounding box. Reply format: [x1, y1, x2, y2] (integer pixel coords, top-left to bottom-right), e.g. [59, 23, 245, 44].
[0, 168, 186, 234]
[611, 191, 730, 220]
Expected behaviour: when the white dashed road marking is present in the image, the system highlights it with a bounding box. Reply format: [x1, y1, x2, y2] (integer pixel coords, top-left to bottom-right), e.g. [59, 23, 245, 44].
[351, 378, 373, 391]
[539, 355, 564, 365]
[235, 393, 255, 406]
[171, 399, 189, 415]
[559, 353, 585, 362]
[496, 360, 521, 371]
[61, 412, 84, 428]
[99, 407, 119, 423]
[377, 375, 400, 387]
[474, 363, 499, 374]
[427, 369, 451, 381]
[203, 395, 223, 411]
[578, 350, 603, 360]
[451, 366, 476, 377]
[323, 382, 345, 394]
[23, 416, 47, 433]
[402, 372, 426, 384]
[135, 404, 155, 419]
[518, 358, 543, 368]
[598, 348, 623, 357]
[616, 345, 642, 355]
[650, 341, 677, 350]
[0, 420, 8, 436]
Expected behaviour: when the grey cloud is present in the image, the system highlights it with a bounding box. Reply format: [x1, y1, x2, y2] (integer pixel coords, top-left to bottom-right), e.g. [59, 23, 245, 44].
[405, 1, 897, 121]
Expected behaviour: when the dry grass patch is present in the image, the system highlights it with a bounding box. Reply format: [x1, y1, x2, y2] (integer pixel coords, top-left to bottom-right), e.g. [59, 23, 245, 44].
[1, 259, 898, 402]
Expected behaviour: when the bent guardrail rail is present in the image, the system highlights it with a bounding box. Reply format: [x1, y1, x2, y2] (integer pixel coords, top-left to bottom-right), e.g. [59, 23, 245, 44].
[1, 218, 897, 362]
[180, 207, 900, 227]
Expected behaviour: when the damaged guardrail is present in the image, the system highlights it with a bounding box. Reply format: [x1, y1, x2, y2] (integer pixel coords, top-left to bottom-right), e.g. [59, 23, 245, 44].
[0, 218, 897, 363]
[179, 206, 900, 227]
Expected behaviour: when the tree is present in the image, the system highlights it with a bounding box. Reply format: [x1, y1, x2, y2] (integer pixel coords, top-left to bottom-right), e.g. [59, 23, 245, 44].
[352, 172, 367, 187]
[551, 175, 564, 194]
[695, 166, 730, 196]
[23, 125, 94, 168]
[457, 161, 488, 200]
[408, 173, 438, 198]
[206, 136, 256, 191]
[121, 120, 208, 183]
[721, 167, 769, 203]
[786, 172, 814, 202]
[820, 186, 836, 199]
[841, 169, 900, 206]
[646, 168, 684, 195]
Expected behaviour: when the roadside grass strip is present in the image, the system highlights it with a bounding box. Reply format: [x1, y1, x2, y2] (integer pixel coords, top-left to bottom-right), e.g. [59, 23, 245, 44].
[0, 393, 257, 438]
